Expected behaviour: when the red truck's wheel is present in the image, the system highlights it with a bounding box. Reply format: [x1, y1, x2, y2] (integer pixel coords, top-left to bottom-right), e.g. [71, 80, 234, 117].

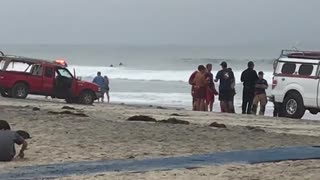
[79, 91, 94, 105]
[12, 83, 28, 99]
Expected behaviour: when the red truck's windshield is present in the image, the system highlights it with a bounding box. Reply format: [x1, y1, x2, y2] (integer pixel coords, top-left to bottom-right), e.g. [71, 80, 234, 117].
[56, 68, 73, 79]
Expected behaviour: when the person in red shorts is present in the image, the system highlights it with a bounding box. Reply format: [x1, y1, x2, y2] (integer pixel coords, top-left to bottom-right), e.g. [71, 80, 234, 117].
[205, 64, 218, 112]
[192, 65, 208, 111]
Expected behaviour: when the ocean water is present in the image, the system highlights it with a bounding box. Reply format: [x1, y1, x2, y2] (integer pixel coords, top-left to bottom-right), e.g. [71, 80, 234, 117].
[1, 45, 318, 119]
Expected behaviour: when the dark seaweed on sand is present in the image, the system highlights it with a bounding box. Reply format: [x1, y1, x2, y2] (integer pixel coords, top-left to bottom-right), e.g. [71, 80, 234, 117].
[158, 118, 190, 125]
[209, 122, 227, 128]
[48, 111, 88, 117]
[127, 115, 156, 122]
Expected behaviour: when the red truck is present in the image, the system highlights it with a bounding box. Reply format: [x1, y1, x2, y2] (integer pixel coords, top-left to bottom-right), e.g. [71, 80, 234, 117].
[0, 51, 101, 105]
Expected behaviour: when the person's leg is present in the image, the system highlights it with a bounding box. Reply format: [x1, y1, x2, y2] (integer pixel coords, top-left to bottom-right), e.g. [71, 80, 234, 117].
[195, 99, 201, 111]
[192, 99, 197, 111]
[200, 99, 206, 111]
[224, 100, 230, 113]
[101, 89, 105, 103]
[204, 97, 209, 111]
[273, 102, 280, 117]
[209, 98, 214, 112]
[251, 95, 259, 115]
[106, 91, 110, 103]
[220, 101, 225, 112]
[242, 89, 248, 114]
[227, 101, 233, 113]
[247, 91, 255, 114]
[259, 94, 267, 115]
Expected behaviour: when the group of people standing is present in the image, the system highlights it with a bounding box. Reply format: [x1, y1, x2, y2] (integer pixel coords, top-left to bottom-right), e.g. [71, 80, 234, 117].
[189, 62, 235, 113]
[93, 71, 110, 103]
[189, 61, 268, 115]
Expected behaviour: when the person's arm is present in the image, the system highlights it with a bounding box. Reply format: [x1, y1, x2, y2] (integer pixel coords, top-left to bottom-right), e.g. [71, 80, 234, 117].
[255, 84, 263, 88]
[106, 76, 109, 85]
[188, 72, 196, 85]
[203, 75, 208, 86]
[214, 71, 221, 82]
[254, 71, 259, 81]
[18, 141, 28, 158]
[262, 80, 269, 89]
[230, 71, 235, 83]
[14, 132, 28, 159]
[92, 77, 97, 83]
[240, 71, 245, 82]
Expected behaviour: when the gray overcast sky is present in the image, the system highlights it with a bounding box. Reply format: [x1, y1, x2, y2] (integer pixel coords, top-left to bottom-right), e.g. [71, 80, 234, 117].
[1, 0, 320, 46]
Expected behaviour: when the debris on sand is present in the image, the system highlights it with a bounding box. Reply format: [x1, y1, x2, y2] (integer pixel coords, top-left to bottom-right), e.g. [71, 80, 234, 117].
[245, 126, 266, 133]
[62, 106, 76, 110]
[158, 118, 190, 125]
[127, 115, 156, 122]
[48, 111, 88, 117]
[209, 122, 227, 128]
[170, 113, 187, 117]
[16, 130, 32, 139]
[156, 106, 167, 110]
[32, 107, 40, 111]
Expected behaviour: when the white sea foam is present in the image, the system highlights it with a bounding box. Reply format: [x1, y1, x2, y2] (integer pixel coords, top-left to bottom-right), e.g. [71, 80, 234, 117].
[71, 65, 274, 83]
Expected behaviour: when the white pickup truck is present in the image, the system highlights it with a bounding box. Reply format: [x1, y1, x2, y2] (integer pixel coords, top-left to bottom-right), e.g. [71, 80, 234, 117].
[271, 50, 320, 119]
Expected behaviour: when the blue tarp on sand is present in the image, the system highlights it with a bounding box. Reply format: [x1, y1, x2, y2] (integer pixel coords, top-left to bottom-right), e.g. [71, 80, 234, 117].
[1, 146, 320, 180]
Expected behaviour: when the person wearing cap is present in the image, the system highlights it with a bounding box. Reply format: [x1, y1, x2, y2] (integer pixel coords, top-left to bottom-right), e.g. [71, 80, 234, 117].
[240, 61, 258, 114]
[215, 61, 235, 113]
[251, 71, 268, 115]
[0, 120, 28, 161]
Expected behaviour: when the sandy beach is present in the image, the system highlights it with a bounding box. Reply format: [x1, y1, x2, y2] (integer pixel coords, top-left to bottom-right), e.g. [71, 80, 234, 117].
[0, 96, 320, 179]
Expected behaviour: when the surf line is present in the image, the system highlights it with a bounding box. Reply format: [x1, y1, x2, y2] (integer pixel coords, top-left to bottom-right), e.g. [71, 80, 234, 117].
[1, 146, 320, 180]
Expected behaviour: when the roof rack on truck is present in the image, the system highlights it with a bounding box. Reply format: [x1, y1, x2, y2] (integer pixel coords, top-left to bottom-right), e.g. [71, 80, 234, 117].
[280, 49, 320, 60]
[0, 50, 67, 67]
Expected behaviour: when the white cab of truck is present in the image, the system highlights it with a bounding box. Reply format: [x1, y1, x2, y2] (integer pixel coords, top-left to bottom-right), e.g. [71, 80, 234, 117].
[271, 50, 320, 119]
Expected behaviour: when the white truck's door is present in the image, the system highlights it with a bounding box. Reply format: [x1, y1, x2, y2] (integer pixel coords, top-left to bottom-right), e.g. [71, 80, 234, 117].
[299, 64, 319, 107]
[318, 67, 320, 109]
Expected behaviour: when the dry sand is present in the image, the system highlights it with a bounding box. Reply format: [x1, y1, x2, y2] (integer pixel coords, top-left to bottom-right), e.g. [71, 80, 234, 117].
[0, 97, 320, 179]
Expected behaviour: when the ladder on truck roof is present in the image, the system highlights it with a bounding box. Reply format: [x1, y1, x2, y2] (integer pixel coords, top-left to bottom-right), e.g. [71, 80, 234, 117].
[281, 49, 320, 60]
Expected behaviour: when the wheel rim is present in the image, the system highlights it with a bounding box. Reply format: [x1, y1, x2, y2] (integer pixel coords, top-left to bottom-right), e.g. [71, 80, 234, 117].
[83, 94, 92, 104]
[286, 99, 297, 115]
[17, 87, 26, 97]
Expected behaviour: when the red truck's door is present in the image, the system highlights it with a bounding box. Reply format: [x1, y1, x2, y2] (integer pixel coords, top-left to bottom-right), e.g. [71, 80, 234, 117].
[27, 64, 43, 93]
[42, 66, 55, 95]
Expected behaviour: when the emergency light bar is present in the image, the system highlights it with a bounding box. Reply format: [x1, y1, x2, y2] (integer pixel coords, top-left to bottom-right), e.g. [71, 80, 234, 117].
[54, 59, 68, 67]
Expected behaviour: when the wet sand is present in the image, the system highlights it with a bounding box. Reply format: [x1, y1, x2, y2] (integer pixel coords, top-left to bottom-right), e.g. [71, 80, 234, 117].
[0, 97, 320, 179]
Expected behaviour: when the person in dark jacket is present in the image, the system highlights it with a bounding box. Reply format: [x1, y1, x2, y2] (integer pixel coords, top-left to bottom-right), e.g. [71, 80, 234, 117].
[215, 61, 235, 113]
[240, 61, 258, 114]
[0, 120, 28, 162]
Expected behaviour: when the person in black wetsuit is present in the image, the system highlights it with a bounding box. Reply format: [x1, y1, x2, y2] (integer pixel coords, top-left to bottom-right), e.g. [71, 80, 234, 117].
[240, 61, 258, 114]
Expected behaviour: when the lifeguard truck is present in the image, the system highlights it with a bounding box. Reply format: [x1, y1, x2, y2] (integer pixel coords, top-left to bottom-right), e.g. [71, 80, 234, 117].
[0, 51, 101, 105]
[271, 50, 320, 119]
